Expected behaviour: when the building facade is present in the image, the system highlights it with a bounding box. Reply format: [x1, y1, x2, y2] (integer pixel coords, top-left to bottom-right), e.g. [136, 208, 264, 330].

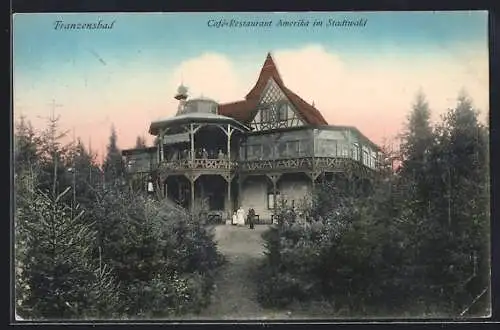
[122, 53, 381, 223]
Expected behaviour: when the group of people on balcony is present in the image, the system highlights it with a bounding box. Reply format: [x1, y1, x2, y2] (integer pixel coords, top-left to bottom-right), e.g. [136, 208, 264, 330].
[167, 148, 228, 161]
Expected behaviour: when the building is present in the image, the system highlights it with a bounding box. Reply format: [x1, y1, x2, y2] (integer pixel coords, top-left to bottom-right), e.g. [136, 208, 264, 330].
[122, 53, 381, 223]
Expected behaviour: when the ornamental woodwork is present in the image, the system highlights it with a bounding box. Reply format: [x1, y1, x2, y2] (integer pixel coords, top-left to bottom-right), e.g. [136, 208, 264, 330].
[240, 156, 375, 179]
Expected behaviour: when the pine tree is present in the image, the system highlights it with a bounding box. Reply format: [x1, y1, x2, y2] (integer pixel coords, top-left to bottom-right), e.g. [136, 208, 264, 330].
[103, 125, 125, 184]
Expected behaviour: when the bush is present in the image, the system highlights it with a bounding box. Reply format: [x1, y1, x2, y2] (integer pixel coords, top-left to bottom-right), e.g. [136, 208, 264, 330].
[84, 185, 225, 317]
[256, 179, 407, 313]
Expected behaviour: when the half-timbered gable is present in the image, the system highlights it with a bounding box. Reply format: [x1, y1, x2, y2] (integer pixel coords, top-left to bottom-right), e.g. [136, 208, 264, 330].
[250, 78, 305, 131]
[219, 52, 328, 129]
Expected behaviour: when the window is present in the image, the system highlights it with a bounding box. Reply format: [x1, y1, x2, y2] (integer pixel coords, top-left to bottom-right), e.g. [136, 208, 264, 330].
[247, 145, 261, 160]
[278, 103, 288, 121]
[370, 151, 377, 169]
[362, 146, 370, 166]
[239, 145, 245, 159]
[277, 141, 287, 158]
[260, 107, 271, 122]
[262, 143, 272, 159]
[339, 143, 349, 158]
[320, 139, 337, 156]
[268, 190, 280, 210]
[286, 141, 300, 157]
[352, 143, 360, 161]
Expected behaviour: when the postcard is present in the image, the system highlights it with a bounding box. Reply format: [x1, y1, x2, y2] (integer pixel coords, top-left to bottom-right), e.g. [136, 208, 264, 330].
[12, 11, 490, 322]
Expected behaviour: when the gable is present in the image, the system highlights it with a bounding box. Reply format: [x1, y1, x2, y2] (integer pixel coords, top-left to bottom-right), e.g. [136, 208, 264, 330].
[250, 78, 305, 131]
[218, 53, 328, 126]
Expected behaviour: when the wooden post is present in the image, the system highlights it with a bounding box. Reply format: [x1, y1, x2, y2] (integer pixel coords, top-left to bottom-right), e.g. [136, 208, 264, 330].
[267, 174, 281, 214]
[190, 178, 195, 212]
[273, 180, 277, 211]
[159, 131, 164, 162]
[226, 175, 232, 215]
[227, 124, 233, 168]
[238, 174, 244, 209]
[190, 124, 195, 164]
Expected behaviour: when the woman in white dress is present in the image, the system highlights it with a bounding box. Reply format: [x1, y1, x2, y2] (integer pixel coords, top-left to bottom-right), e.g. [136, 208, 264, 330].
[236, 207, 245, 226]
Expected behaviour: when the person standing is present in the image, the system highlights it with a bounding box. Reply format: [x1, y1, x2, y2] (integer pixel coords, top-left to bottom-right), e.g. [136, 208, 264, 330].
[248, 208, 255, 229]
[236, 206, 245, 226]
[232, 211, 237, 225]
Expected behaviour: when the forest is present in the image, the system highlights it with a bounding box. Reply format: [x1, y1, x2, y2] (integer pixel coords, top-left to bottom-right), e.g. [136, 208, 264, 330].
[256, 91, 490, 317]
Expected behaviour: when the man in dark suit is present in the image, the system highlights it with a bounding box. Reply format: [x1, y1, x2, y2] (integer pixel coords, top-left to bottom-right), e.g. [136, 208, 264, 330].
[248, 208, 255, 229]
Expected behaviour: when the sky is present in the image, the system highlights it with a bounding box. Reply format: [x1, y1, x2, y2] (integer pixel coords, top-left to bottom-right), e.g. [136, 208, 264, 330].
[13, 11, 489, 161]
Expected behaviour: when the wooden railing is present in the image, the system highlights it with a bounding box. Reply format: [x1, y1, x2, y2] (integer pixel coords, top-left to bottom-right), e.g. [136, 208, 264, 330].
[154, 156, 378, 175]
[240, 156, 377, 174]
[159, 158, 238, 171]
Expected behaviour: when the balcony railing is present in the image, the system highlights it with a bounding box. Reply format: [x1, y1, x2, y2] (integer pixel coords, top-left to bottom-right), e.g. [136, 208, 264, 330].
[153, 156, 378, 175]
[240, 156, 377, 173]
[159, 158, 238, 171]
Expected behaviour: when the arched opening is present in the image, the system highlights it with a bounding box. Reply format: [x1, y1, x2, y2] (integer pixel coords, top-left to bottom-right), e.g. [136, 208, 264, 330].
[165, 175, 191, 209]
[194, 125, 229, 159]
[278, 172, 311, 209]
[196, 175, 227, 211]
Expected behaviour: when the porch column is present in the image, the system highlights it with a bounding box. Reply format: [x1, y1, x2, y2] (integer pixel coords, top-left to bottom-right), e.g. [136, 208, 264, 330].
[159, 131, 164, 162]
[190, 178, 195, 212]
[227, 178, 232, 212]
[309, 171, 321, 195]
[224, 174, 233, 220]
[190, 123, 195, 164]
[238, 174, 244, 209]
[226, 124, 234, 168]
[267, 174, 281, 216]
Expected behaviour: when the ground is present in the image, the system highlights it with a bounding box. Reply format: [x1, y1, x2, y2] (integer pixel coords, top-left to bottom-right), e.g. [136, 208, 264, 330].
[181, 224, 288, 320]
[180, 224, 337, 320]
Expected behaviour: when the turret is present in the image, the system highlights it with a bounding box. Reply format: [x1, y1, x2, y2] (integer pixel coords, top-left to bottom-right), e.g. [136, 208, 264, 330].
[175, 84, 189, 115]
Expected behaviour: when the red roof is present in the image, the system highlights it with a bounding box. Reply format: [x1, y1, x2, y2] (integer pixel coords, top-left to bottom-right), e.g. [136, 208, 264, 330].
[218, 53, 328, 125]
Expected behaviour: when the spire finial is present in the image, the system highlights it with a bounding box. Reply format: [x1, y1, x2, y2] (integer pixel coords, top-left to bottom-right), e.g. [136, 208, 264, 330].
[175, 81, 188, 101]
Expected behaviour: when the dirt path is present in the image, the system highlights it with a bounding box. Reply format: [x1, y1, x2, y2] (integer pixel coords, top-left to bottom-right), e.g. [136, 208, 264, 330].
[191, 224, 292, 320]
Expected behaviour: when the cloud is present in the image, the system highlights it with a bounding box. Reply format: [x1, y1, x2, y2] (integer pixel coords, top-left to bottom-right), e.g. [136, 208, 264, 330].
[167, 52, 249, 103]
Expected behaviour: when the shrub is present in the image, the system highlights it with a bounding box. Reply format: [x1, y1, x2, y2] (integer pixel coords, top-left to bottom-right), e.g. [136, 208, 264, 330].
[84, 185, 225, 317]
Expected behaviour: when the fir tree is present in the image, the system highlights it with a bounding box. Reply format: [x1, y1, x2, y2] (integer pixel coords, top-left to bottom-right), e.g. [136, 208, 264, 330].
[14, 115, 39, 175]
[68, 139, 102, 209]
[399, 90, 435, 216]
[36, 113, 73, 198]
[103, 125, 125, 184]
[16, 175, 120, 319]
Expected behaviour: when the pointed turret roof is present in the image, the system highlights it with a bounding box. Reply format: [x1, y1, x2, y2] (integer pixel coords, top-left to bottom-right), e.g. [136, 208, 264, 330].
[245, 52, 284, 100]
[219, 52, 328, 125]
